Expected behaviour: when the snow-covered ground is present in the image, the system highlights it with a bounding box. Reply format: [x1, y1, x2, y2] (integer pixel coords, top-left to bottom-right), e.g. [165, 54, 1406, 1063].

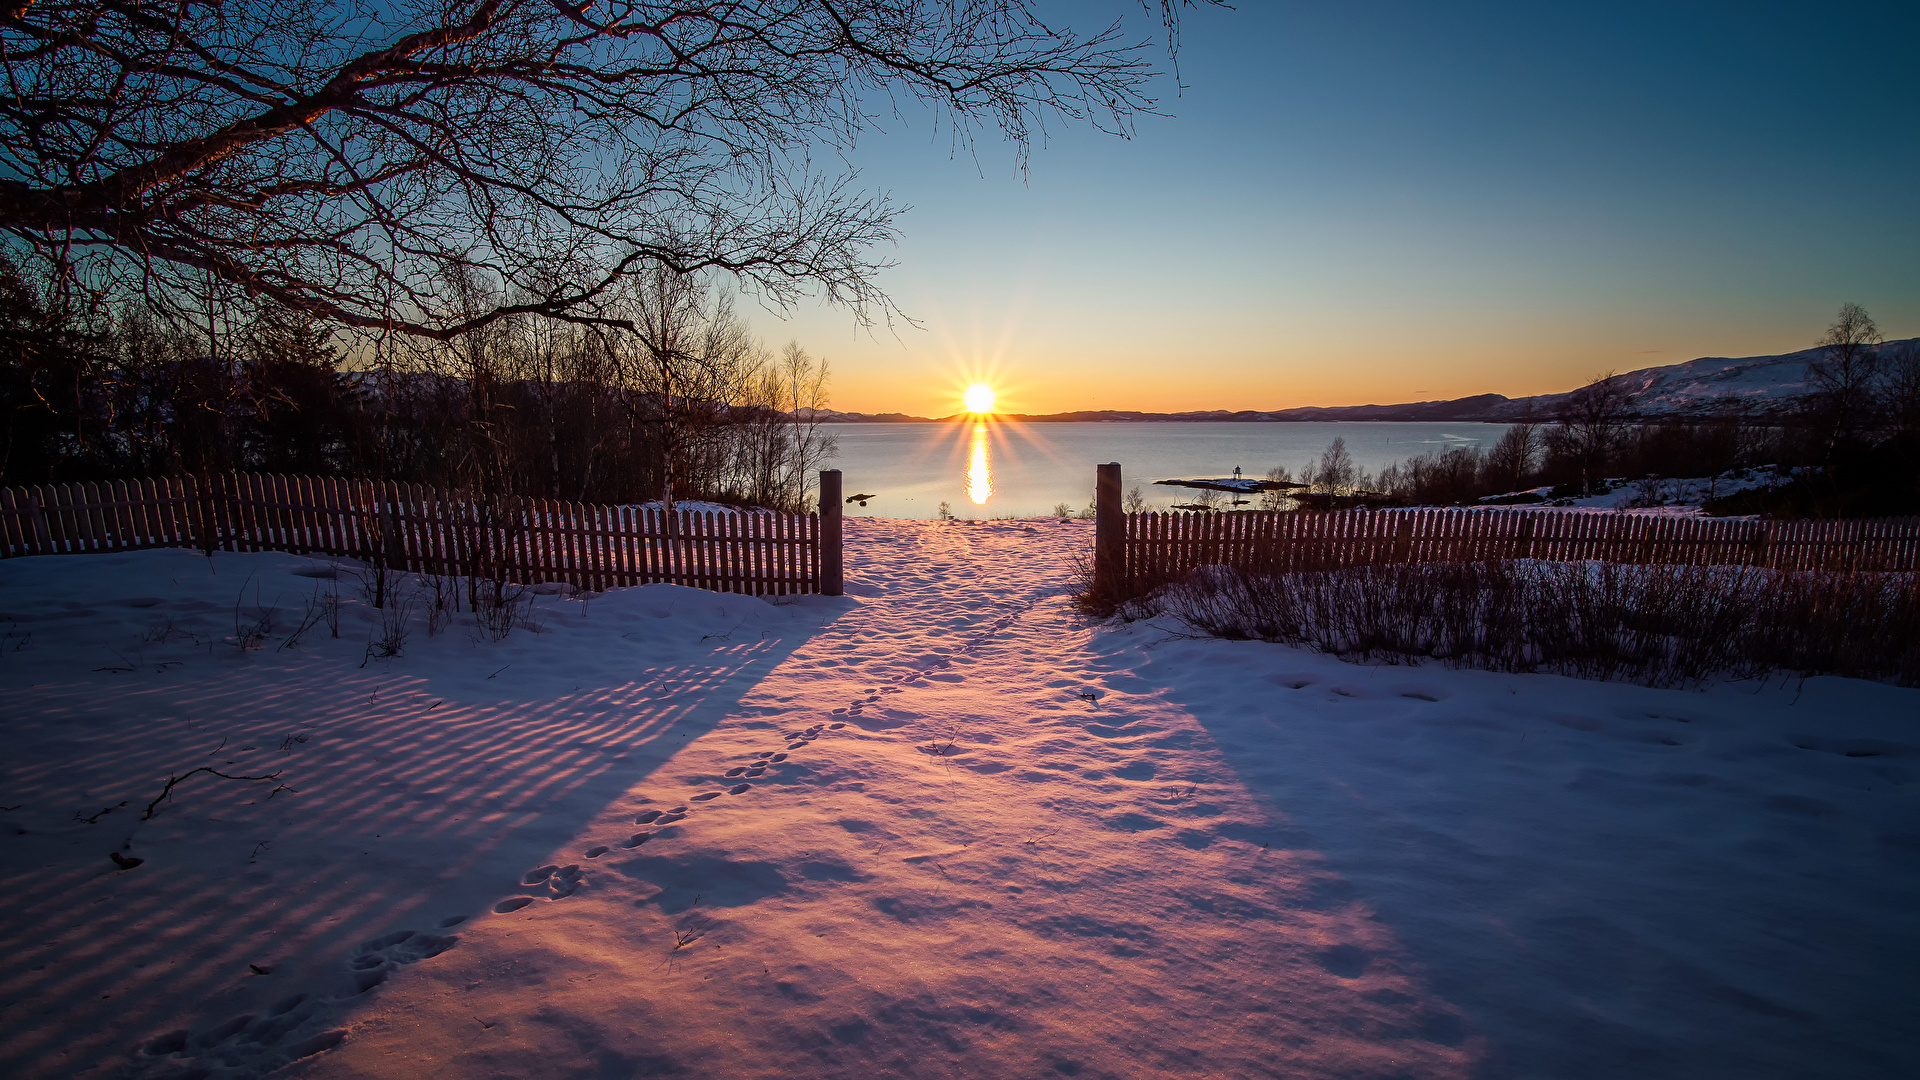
[1474, 467, 1799, 515]
[630, 499, 769, 514]
[1, 521, 1914, 1080]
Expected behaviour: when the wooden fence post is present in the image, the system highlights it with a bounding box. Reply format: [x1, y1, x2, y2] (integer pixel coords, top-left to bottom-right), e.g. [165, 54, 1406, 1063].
[1095, 462, 1123, 596]
[819, 469, 844, 596]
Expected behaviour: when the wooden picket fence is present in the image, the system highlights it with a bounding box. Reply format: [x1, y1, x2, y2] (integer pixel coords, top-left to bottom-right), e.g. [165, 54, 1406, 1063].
[0, 473, 829, 596]
[1117, 508, 1920, 590]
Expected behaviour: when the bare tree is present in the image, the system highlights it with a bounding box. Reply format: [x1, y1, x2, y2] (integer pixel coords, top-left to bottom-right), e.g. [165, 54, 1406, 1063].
[730, 340, 836, 511]
[1310, 437, 1356, 497]
[1484, 409, 1541, 494]
[0, 1, 1207, 338]
[1805, 302, 1884, 461]
[612, 266, 758, 513]
[1257, 465, 1294, 510]
[1884, 342, 1920, 443]
[1556, 372, 1634, 496]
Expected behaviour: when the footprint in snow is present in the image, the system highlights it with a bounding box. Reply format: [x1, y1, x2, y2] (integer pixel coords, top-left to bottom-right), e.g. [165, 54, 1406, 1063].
[494, 863, 586, 912]
[522, 863, 585, 897]
[349, 929, 458, 993]
[728, 783, 752, 795]
[142, 991, 343, 1073]
[692, 791, 723, 801]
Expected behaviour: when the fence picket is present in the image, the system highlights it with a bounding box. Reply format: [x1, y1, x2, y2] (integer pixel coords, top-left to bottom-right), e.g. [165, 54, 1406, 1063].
[0, 489, 21, 553]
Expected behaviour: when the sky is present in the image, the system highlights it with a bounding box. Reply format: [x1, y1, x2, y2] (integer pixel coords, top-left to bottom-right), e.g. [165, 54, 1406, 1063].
[757, 1, 1920, 417]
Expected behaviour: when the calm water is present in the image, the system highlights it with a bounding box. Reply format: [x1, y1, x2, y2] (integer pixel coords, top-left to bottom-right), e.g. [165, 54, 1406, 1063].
[821, 421, 1513, 519]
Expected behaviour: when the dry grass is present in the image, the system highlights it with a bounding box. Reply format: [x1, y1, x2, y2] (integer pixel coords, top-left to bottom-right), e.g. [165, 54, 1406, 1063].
[1119, 560, 1920, 688]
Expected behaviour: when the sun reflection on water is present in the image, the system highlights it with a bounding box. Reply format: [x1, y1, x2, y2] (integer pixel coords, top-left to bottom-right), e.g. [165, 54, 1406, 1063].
[966, 422, 994, 505]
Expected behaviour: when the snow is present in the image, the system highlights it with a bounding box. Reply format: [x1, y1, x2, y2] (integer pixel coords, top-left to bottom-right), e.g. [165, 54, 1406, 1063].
[1155, 476, 1294, 493]
[1, 522, 1914, 1080]
[1512, 338, 1915, 418]
[625, 499, 769, 515]
[1469, 469, 1799, 515]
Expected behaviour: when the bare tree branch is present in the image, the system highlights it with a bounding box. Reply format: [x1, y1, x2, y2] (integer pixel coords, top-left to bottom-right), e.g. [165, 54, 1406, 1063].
[0, 2, 1212, 337]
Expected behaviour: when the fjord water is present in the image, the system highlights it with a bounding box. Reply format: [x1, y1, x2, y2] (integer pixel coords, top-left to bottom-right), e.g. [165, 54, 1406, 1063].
[823, 421, 1513, 518]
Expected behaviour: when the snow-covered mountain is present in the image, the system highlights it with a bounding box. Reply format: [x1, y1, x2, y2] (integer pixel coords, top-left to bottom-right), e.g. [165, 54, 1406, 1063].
[1502, 338, 1915, 419]
[1270, 338, 1915, 422]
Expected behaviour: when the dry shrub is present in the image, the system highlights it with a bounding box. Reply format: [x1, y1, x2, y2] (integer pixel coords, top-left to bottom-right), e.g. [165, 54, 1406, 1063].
[1130, 561, 1920, 688]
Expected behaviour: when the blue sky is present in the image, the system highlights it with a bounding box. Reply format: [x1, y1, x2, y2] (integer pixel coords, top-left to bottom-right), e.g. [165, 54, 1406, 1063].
[769, 1, 1919, 415]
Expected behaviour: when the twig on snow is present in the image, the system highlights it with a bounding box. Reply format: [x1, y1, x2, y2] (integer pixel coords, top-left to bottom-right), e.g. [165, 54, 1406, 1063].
[142, 767, 283, 820]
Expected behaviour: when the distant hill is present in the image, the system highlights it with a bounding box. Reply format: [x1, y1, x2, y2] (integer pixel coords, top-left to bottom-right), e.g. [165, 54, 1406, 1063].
[802, 339, 1916, 423]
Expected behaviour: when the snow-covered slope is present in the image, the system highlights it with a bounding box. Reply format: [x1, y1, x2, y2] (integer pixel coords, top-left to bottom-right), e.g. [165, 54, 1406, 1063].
[1507, 338, 1913, 418]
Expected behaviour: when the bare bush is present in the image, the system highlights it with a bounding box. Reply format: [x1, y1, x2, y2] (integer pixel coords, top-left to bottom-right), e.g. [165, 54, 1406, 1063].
[230, 580, 273, 651]
[278, 582, 337, 651]
[363, 596, 415, 666]
[1258, 467, 1296, 511]
[418, 574, 457, 637]
[473, 582, 539, 643]
[1132, 561, 1919, 688]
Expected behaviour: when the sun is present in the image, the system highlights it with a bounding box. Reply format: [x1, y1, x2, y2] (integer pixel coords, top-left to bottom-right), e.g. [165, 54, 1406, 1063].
[963, 383, 996, 414]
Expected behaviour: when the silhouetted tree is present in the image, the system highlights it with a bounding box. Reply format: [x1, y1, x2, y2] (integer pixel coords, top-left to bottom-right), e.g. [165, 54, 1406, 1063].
[1805, 302, 1884, 461]
[1309, 437, 1357, 496]
[1554, 372, 1635, 495]
[0, 256, 107, 483]
[1484, 409, 1541, 494]
[1884, 343, 1920, 442]
[0, 1, 1206, 339]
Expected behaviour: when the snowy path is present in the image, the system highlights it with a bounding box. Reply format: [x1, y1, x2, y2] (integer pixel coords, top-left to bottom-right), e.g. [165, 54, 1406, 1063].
[1, 520, 1914, 1079]
[269, 518, 1476, 1080]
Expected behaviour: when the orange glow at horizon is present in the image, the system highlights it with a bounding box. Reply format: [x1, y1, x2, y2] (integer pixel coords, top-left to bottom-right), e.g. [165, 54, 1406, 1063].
[966, 422, 994, 505]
